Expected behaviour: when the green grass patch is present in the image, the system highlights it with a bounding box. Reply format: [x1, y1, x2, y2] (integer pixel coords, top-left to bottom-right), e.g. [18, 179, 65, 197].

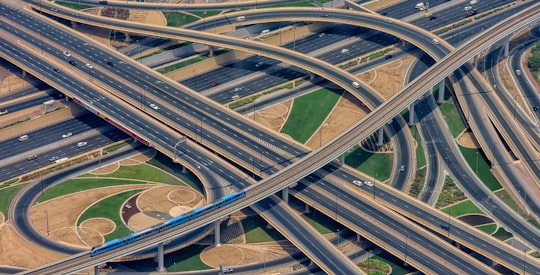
[459, 146, 501, 191]
[410, 126, 426, 168]
[439, 100, 466, 138]
[0, 184, 25, 218]
[301, 209, 340, 234]
[476, 223, 497, 235]
[264, 0, 319, 8]
[409, 166, 426, 198]
[494, 189, 527, 217]
[103, 163, 183, 185]
[158, 55, 208, 74]
[1, 177, 19, 186]
[102, 141, 128, 154]
[366, 251, 416, 275]
[36, 178, 145, 203]
[530, 251, 540, 258]
[492, 227, 513, 241]
[358, 258, 390, 275]
[121, 244, 212, 272]
[436, 176, 466, 209]
[56, 1, 92, 10]
[0, 118, 30, 130]
[280, 89, 342, 143]
[147, 152, 204, 194]
[78, 189, 142, 241]
[441, 199, 483, 217]
[162, 12, 200, 27]
[528, 218, 540, 231]
[345, 147, 393, 182]
[229, 82, 296, 109]
[242, 215, 285, 243]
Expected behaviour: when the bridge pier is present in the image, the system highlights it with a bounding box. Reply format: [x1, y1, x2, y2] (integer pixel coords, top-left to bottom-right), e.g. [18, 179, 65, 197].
[473, 55, 479, 68]
[124, 33, 132, 43]
[338, 154, 345, 164]
[282, 187, 289, 203]
[208, 46, 214, 57]
[503, 37, 510, 57]
[408, 101, 415, 125]
[309, 72, 315, 80]
[94, 265, 99, 275]
[437, 79, 446, 104]
[214, 220, 221, 246]
[376, 128, 384, 146]
[157, 243, 165, 272]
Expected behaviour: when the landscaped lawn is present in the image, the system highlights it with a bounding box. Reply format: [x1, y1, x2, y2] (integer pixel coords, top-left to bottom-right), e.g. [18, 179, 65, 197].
[476, 223, 497, 235]
[441, 199, 483, 217]
[105, 163, 183, 185]
[78, 189, 143, 241]
[459, 146, 501, 191]
[281, 89, 342, 143]
[345, 147, 392, 182]
[242, 215, 285, 243]
[36, 178, 145, 203]
[0, 184, 25, 218]
[121, 244, 212, 272]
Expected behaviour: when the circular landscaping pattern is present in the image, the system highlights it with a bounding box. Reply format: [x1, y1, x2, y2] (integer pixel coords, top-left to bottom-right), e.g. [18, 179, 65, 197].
[90, 162, 120, 175]
[457, 214, 494, 226]
[77, 226, 105, 248]
[169, 205, 192, 217]
[201, 245, 244, 267]
[80, 217, 116, 236]
[167, 187, 197, 204]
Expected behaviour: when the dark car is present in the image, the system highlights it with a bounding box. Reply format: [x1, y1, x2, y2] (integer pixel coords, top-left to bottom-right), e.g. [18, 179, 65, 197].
[69, 60, 77, 66]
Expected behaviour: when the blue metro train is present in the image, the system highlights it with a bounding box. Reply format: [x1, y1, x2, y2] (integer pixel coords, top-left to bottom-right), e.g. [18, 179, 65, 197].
[90, 191, 246, 256]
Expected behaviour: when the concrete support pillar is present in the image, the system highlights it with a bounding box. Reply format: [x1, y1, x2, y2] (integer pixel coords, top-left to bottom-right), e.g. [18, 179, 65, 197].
[309, 72, 315, 80]
[338, 154, 345, 164]
[157, 243, 165, 271]
[376, 127, 384, 146]
[282, 187, 289, 203]
[94, 265, 99, 275]
[124, 33, 131, 43]
[182, 166, 186, 173]
[22, 70, 26, 78]
[305, 204, 310, 213]
[208, 46, 214, 57]
[437, 79, 446, 104]
[503, 38, 509, 57]
[473, 55, 479, 68]
[356, 234, 361, 243]
[408, 101, 415, 125]
[70, 21, 77, 29]
[214, 221, 221, 246]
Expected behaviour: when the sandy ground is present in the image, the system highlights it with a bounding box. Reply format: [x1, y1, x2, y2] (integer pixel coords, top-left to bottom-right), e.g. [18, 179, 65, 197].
[456, 132, 479, 149]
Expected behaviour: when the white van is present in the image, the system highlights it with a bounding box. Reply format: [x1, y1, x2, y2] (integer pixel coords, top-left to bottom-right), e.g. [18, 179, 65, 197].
[236, 16, 245, 22]
[352, 81, 360, 88]
[261, 29, 270, 35]
[18, 135, 29, 142]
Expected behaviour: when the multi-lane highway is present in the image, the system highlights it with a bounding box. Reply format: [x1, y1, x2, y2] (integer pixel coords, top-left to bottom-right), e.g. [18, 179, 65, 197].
[4, 0, 540, 274]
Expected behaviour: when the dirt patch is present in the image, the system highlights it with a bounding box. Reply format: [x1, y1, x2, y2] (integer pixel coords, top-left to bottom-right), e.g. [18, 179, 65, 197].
[90, 162, 120, 175]
[77, 226, 104, 248]
[364, 0, 402, 11]
[120, 148, 156, 166]
[457, 131, 479, 148]
[129, 10, 166, 26]
[80, 218, 115, 236]
[247, 101, 292, 133]
[358, 56, 415, 100]
[200, 242, 298, 268]
[137, 185, 204, 216]
[0, 223, 66, 268]
[126, 212, 163, 232]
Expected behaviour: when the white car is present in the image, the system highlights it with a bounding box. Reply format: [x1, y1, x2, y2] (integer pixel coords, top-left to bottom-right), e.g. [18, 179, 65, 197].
[149, 103, 159, 110]
[222, 267, 234, 273]
[384, 19, 393, 24]
[85, 63, 93, 69]
[77, 141, 87, 147]
[62, 132, 72, 138]
[352, 180, 363, 187]
[432, 38, 440, 45]
[62, 51, 71, 57]
[364, 181, 374, 187]
[341, 48, 349, 54]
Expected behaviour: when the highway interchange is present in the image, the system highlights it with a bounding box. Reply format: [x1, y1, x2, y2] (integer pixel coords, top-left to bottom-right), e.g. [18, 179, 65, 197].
[0, 0, 539, 274]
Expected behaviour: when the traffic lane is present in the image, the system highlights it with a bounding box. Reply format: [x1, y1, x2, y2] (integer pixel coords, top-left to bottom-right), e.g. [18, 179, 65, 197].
[303, 176, 496, 274]
[460, 65, 540, 233]
[0, 114, 107, 158]
[509, 41, 540, 121]
[254, 196, 361, 274]
[294, 180, 464, 274]
[0, 130, 127, 182]
[378, 0, 451, 19]
[322, 156, 540, 274]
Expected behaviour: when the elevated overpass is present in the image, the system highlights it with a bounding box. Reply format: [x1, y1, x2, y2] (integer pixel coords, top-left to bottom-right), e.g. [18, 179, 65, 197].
[10, 1, 540, 274]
